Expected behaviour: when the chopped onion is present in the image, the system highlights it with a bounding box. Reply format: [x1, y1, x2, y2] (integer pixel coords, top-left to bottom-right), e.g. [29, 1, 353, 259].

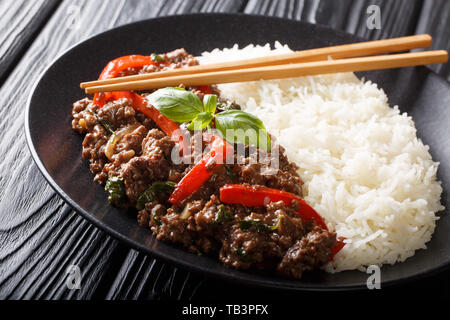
[180, 203, 192, 220]
[105, 124, 139, 161]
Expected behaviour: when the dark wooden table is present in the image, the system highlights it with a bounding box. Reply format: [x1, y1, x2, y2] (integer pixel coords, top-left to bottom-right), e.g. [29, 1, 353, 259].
[1, 0, 449, 300]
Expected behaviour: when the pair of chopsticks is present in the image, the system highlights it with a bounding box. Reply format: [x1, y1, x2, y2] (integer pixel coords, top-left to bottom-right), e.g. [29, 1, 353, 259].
[81, 34, 448, 94]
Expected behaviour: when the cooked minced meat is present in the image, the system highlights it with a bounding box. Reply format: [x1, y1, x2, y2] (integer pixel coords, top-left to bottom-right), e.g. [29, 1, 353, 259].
[72, 48, 337, 279]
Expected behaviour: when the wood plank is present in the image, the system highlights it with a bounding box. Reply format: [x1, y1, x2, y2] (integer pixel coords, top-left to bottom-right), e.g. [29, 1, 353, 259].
[244, 0, 423, 39]
[0, 0, 245, 300]
[0, 0, 59, 84]
[1, 0, 449, 301]
[104, 248, 204, 300]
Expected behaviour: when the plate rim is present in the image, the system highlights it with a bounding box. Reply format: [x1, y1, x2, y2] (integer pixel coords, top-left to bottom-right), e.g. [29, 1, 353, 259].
[24, 12, 450, 292]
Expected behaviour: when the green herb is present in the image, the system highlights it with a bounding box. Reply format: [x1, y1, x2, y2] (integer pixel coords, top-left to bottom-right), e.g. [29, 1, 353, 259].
[238, 217, 283, 233]
[152, 212, 162, 226]
[137, 188, 155, 210]
[268, 216, 283, 231]
[105, 176, 125, 204]
[152, 181, 176, 193]
[148, 87, 271, 150]
[215, 110, 271, 151]
[86, 107, 114, 134]
[235, 247, 251, 262]
[187, 112, 214, 131]
[98, 117, 114, 135]
[224, 165, 235, 182]
[203, 94, 217, 114]
[215, 205, 234, 223]
[151, 53, 165, 62]
[147, 87, 203, 122]
[238, 218, 265, 232]
[136, 181, 177, 210]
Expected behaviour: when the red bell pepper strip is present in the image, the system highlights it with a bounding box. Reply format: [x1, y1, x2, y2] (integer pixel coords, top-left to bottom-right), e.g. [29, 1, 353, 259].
[219, 184, 345, 260]
[93, 55, 170, 107]
[330, 237, 346, 261]
[98, 55, 156, 79]
[220, 184, 328, 230]
[169, 135, 234, 206]
[106, 91, 187, 152]
[195, 85, 212, 95]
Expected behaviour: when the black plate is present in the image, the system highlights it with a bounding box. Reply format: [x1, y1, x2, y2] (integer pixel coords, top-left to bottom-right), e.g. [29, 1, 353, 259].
[25, 14, 450, 291]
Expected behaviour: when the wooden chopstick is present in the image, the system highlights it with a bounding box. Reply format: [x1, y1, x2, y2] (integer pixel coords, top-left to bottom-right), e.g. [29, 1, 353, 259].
[85, 50, 448, 93]
[80, 34, 432, 89]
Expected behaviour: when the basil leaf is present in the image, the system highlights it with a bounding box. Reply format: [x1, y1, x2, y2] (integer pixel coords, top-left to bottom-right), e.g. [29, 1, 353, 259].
[137, 181, 177, 210]
[147, 87, 203, 122]
[214, 110, 271, 151]
[86, 107, 114, 134]
[98, 117, 115, 135]
[238, 217, 281, 233]
[105, 176, 125, 204]
[187, 112, 214, 131]
[136, 187, 155, 211]
[203, 94, 217, 114]
[152, 212, 162, 226]
[151, 53, 165, 62]
[152, 181, 176, 194]
[238, 218, 268, 232]
[215, 205, 234, 224]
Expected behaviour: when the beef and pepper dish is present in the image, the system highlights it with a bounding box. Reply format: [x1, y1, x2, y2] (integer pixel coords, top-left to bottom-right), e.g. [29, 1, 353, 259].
[72, 49, 344, 279]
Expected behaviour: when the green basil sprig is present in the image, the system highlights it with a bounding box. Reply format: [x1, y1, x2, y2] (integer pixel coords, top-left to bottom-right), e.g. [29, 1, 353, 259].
[215, 110, 271, 150]
[150, 53, 165, 62]
[215, 205, 234, 224]
[105, 176, 125, 204]
[187, 112, 214, 131]
[203, 94, 217, 114]
[137, 181, 176, 210]
[147, 87, 203, 122]
[86, 107, 114, 134]
[237, 216, 283, 233]
[148, 87, 271, 151]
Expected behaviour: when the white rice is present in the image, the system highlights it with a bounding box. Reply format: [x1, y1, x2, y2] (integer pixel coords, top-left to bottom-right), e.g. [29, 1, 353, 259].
[198, 42, 445, 272]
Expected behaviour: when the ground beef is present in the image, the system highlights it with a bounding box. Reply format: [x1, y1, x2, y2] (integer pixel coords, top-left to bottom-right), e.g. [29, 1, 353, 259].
[235, 145, 302, 195]
[145, 192, 336, 278]
[97, 99, 137, 129]
[265, 201, 306, 251]
[139, 48, 198, 74]
[116, 129, 175, 203]
[138, 200, 167, 228]
[120, 155, 171, 204]
[116, 125, 149, 155]
[237, 162, 302, 195]
[99, 124, 149, 184]
[155, 208, 193, 247]
[142, 129, 174, 160]
[81, 124, 109, 181]
[72, 48, 336, 279]
[72, 98, 97, 134]
[218, 201, 306, 271]
[164, 48, 198, 67]
[277, 226, 336, 278]
[136, 113, 157, 130]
